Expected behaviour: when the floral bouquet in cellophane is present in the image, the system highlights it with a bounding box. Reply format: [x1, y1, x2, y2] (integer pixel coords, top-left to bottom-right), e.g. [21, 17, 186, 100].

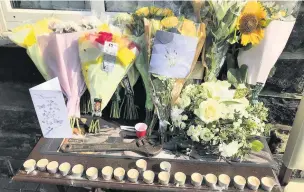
[132, 6, 206, 143]
[78, 25, 139, 133]
[9, 17, 108, 133]
[8, 18, 58, 80]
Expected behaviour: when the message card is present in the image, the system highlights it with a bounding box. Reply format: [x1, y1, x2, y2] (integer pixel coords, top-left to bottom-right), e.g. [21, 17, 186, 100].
[30, 77, 72, 138]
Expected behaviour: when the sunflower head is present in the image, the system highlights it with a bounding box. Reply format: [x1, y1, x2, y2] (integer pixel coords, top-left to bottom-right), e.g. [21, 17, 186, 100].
[237, 1, 267, 46]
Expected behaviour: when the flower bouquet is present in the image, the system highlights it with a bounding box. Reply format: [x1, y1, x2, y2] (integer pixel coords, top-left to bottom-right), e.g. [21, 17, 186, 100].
[78, 27, 139, 133]
[8, 18, 58, 80]
[202, 0, 246, 82]
[9, 18, 103, 133]
[236, 1, 301, 102]
[171, 80, 270, 159]
[133, 6, 207, 143]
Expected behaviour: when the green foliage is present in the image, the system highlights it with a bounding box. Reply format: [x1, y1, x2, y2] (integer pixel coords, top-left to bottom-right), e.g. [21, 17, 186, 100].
[250, 140, 264, 152]
[247, 102, 269, 121]
[227, 65, 248, 88]
[204, 1, 246, 82]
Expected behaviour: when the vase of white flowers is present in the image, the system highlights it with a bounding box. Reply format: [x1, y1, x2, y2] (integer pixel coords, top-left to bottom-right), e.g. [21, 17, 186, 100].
[171, 81, 269, 159]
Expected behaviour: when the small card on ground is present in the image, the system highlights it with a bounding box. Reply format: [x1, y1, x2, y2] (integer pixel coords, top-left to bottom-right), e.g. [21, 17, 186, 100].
[29, 77, 72, 138]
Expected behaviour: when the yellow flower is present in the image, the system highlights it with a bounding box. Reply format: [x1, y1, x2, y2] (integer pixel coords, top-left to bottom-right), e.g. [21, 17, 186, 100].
[158, 8, 174, 17]
[194, 99, 223, 123]
[237, 1, 267, 46]
[161, 16, 178, 28]
[135, 7, 150, 17]
[178, 19, 197, 37]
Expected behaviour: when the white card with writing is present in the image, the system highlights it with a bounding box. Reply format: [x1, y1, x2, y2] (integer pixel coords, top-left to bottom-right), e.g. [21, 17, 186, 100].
[29, 77, 72, 138]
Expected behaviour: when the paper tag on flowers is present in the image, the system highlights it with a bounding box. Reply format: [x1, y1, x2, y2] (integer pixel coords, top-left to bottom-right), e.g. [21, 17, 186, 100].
[104, 41, 118, 56]
[102, 41, 118, 73]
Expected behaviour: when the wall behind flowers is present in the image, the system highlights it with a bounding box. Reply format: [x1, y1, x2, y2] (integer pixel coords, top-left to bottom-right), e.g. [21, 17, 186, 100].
[261, 8, 304, 126]
[0, 1, 303, 177]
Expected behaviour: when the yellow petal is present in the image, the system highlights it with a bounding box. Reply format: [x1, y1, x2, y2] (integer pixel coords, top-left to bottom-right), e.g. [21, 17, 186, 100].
[243, 1, 261, 14]
[178, 19, 197, 37]
[136, 7, 149, 17]
[241, 34, 251, 46]
[161, 16, 178, 28]
[249, 33, 260, 45]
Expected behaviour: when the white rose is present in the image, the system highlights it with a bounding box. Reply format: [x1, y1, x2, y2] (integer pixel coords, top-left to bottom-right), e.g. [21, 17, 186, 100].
[202, 81, 233, 100]
[219, 141, 240, 157]
[194, 99, 223, 123]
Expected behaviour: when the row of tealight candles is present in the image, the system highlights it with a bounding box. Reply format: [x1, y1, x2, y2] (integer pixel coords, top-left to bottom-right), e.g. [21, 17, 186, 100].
[23, 159, 276, 191]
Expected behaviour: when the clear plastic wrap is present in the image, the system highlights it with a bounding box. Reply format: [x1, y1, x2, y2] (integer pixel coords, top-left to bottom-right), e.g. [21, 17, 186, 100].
[128, 5, 206, 142]
[78, 23, 139, 131]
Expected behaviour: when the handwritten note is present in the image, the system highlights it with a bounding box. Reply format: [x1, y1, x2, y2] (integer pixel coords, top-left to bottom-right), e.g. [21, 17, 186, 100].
[29, 77, 72, 138]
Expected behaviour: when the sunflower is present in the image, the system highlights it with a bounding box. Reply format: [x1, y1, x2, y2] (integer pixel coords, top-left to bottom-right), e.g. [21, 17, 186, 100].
[237, 1, 267, 46]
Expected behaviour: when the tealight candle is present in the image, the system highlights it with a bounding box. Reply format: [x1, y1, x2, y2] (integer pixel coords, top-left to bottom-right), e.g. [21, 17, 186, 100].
[59, 162, 71, 176]
[247, 176, 260, 190]
[47, 161, 59, 174]
[218, 174, 231, 189]
[114, 167, 125, 181]
[205, 173, 217, 188]
[23, 159, 36, 173]
[143, 170, 155, 184]
[160, 161, 171, 172]
[102, 166, 113, 180]
[174, 172, 186, 186]
[72, 164, 84, 177]
[234, 175, 246, 190]
[158, 171, 170, 185]
[261, 177, 276, 191]
[136, 159, 147, 172]
[191, 172, 203, 187]
[86, 167, 98, 180]
[127, 169, 139, 183]
[37, 159, 48, 171]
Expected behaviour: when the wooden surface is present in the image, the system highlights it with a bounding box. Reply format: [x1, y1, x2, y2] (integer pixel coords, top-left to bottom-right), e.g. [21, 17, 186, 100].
[13, 138, 282, 192]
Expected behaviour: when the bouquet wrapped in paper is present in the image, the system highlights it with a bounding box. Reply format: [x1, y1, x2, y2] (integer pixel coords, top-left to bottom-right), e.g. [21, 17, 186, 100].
[9, 17, 104, 131]
[37, 31, 86, 119]
[236, 1, 301, 103]
[78, 27, 139, 133]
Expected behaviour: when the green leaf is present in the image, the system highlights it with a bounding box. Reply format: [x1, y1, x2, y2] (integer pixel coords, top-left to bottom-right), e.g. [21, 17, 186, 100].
[251, 140, 264, 152]
[226, 53, 236, 70]
[227, 68, 239, 88]
[239, 65, 248, 84]
[220, 100, 242, 105]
